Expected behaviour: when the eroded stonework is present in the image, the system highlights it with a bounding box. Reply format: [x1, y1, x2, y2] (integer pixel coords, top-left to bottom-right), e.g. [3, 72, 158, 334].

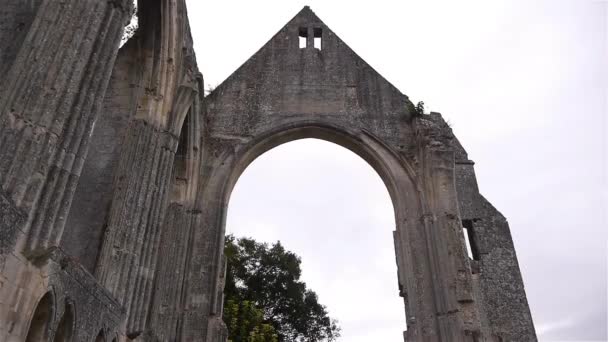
[0, 2, 536, 341]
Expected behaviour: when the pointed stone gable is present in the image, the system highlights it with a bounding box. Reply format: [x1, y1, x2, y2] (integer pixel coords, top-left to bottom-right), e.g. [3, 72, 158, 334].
[206, 6, 415, 144]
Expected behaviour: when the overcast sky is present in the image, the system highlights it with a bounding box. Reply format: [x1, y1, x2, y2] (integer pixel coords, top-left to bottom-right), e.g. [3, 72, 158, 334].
[184, 0, 607, 340]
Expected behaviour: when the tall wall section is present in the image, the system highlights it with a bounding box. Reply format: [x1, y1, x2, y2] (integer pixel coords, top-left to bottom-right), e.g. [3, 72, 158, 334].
[0, 0, 133, 340]
[0, 0, 211, 340]
[72, 0, 210, 339]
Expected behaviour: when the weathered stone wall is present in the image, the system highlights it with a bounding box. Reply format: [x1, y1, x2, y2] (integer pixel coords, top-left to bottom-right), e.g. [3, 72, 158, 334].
[454, 161, 537, 341]
[89, 0, 204, 338]
[0, 0, 133, 255]
[205, 11, 415, 149]
[0, 248, 125, 341]
[423, 112, 537, 340]
[0, 0, 43, 76]
[62, 36, 143, 272]
[0, 0, 132, 340]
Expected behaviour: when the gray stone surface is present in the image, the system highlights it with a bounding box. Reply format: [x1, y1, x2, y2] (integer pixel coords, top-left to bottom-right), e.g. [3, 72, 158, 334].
[0, 2, 536, 341]
[0, 0, 43, 76]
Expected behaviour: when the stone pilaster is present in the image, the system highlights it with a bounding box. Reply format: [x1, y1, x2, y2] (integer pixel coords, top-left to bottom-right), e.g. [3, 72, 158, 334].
[420, 147, 481, 340]
[149, 203, 197, 340]
[0, 0, 44, 76]
[95, 119, 176, 335]
[409, 113, 483, 341]
[179, 195, 225, 341]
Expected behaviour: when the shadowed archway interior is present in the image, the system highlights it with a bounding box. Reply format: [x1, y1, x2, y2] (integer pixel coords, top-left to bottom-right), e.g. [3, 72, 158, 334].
[25, 292, 53, 342]
[53, 302, 74, 342]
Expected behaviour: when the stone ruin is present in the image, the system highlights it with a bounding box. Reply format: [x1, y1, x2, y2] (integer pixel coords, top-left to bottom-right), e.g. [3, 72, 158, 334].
[0, 1, 536, 341]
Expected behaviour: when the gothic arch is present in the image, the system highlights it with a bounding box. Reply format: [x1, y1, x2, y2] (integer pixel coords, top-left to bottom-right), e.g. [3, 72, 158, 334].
[25, 291, 54, 342]
[222, 121, 418, 208]
[170, 105, 202, 206]
[185, 120, 447, 339]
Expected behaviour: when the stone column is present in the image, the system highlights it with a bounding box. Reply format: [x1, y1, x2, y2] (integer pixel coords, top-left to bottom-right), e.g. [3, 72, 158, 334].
[0, 0, 133, 255]
[93, 1, 200, 335]
[149, 203, 198, 341]
[95, 120, 177, 334]
[419, 147, 481, 340]
[0, 0, 44, 76]
[180, 195, 227, 341]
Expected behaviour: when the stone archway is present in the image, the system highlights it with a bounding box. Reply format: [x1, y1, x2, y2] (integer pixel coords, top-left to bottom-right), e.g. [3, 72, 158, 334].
[184, 119, 467, 340]
[224, 136, 403, 338]
[217, 122, 426, 326]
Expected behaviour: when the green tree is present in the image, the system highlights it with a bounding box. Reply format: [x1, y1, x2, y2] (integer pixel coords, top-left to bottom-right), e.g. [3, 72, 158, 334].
[223, 235, 341, 342]
[224, 299, 278, 342]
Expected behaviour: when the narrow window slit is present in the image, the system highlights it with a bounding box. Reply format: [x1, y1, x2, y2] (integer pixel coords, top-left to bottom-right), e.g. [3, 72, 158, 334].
[314, 27, 322, 50]
[299, 27, 308, 49]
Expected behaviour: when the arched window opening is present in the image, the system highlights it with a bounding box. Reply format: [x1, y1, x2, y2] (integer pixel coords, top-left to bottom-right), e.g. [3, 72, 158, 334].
[226, 139, 405, 340]
[170, 111, 191, 203]
[53, 302, 74, 342]
[25, 292, 53, 342]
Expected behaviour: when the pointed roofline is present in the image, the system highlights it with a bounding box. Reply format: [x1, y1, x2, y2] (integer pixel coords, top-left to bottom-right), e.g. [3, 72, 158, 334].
[207, 6, 411, 103]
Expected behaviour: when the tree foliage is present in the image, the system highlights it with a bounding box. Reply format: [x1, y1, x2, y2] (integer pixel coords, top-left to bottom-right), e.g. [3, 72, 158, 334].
[224, 299, 278, 342]
[223, 235, 340, 342]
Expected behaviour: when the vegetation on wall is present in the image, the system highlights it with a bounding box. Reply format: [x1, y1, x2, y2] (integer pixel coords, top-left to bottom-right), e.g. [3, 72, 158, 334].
[415, 101, 425, 116]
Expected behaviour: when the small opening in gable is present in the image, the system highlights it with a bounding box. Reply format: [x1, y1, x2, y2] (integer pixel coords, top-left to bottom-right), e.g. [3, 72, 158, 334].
[299, 27, 308, 49]
[314, 27, 322, 50]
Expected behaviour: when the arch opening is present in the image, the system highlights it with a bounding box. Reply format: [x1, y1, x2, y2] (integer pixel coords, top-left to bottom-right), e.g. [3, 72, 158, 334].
[171, 111, 190, 203]
[53, 302, 74, 342]
[170, 109, 199, 205]
[222, 124, 413, 212]
[95, 330, 105, 342]
[25, 292, 53, 342]
[226, 138, 407, 340]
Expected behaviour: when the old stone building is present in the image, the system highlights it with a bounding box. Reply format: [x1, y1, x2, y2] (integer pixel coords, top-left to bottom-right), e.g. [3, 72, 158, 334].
[0, 1, 536, 341]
